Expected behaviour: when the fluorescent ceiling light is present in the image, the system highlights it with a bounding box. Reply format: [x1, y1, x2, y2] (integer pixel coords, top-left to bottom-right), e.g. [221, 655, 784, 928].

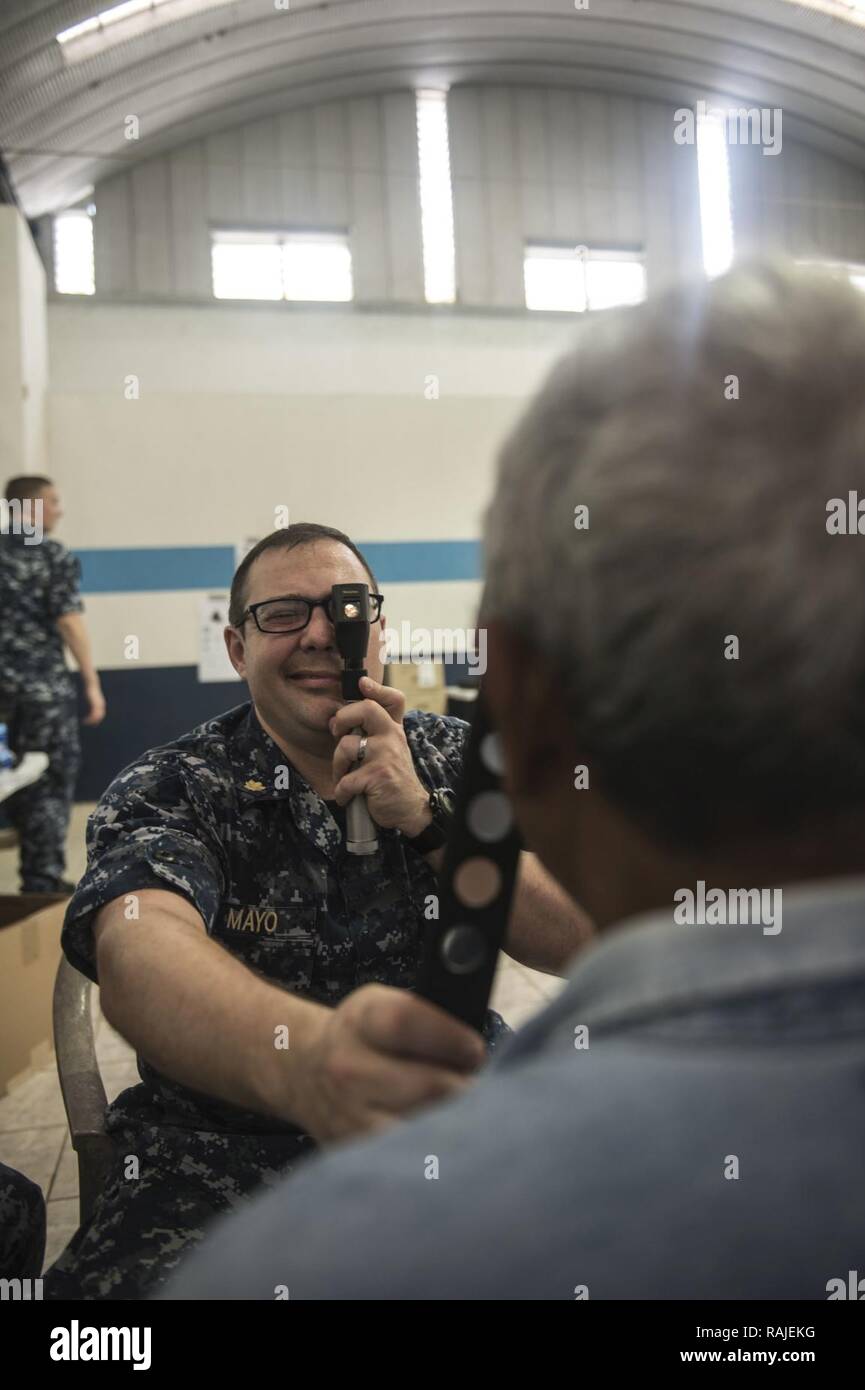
[57, 0, 235, 50]
[57, 16, 101, 42]
[696, 108, 735, 278]
[58, 0, 165, 43]
[782, 0, 865, 25]
[103, 0, 154, 24]
[416, 90, 456, 305]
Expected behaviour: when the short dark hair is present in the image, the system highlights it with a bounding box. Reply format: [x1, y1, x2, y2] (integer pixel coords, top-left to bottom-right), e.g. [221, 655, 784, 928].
[228, 522, 379, 628]
[5, 475, 53, 503]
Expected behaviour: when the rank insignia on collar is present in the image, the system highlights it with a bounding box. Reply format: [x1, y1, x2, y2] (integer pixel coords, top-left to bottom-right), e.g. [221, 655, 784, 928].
[243, 779, 267, 792]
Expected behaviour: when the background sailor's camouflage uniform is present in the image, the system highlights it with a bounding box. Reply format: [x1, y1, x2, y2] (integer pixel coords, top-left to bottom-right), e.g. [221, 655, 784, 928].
[0, 1161, 46, 1278]
[43, 702, 511, 1300]
[0, 532, 84, 890]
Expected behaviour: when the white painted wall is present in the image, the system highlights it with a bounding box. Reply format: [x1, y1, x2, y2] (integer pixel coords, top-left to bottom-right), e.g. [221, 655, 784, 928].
[47, 298, 581, 670]
[41, 82, 865, 682]
[729, 137, 865, 262]
[449, 86, 703, 302]
[0, 207, 48, 475]
[94, 92, 424, 303]
[89, 84, 709, 307]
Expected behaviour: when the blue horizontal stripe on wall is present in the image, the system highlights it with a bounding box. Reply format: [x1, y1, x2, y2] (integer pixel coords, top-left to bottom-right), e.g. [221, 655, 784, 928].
[78, 547, 235, 593]
[0, 663, 481, 808]
[357, 540, 481, 584]
[75, 540, 482, 593]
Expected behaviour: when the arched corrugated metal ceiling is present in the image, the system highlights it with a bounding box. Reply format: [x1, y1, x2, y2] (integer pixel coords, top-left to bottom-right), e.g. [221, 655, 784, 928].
[1, 0, 864, 215]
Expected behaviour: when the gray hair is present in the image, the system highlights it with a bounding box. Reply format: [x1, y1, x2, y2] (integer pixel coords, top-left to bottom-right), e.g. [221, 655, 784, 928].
[483, 260, 865, 848]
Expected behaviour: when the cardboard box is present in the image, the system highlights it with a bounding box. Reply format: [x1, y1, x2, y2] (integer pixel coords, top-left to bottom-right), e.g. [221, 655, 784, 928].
[384, 659, 447, 716]
[0, 895, 69, 1097]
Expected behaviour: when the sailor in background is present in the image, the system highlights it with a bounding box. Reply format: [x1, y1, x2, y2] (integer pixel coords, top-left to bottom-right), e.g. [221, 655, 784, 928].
[0, 476, 105, 892]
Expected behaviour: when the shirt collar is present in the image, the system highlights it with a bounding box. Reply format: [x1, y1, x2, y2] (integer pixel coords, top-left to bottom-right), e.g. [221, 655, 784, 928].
[507, 874, 865, 1050]
[231, 704, 296, 802]
[229, 703, 343, 859]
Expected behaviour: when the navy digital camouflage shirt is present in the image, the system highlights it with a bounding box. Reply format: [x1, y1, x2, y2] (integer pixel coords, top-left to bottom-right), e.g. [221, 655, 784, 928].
[61, 702, 510, 1136]
[0, 533, 84, 694]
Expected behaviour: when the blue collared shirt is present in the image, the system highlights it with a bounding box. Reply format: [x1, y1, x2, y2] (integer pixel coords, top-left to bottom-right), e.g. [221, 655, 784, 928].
[164, 874, 865, 1299]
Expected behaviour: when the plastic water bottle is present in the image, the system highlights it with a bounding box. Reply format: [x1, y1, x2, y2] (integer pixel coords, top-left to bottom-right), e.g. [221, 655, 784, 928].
[0, 723, 15, 770]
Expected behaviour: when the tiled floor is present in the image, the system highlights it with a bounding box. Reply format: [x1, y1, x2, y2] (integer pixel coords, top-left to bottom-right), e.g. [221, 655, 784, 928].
[0, 795, 140, 1271]
[0, 1004, 141, 1271]
[0, 804, 566, 1274]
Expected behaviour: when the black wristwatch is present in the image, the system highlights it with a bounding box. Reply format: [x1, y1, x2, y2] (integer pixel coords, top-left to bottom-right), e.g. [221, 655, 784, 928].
[404, 787, 456, 854]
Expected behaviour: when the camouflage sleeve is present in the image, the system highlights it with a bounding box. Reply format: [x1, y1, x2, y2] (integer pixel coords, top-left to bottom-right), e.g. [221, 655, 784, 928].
[61, 758, 227, 984]
[406, 711, 470, 791]
[46, 544, 85, 619]
[0, 1162, 45, 1279]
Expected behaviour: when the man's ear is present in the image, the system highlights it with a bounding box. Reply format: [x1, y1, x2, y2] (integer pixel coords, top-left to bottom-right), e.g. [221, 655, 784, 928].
[224, 625, 247, 679]
[484, 619, 576, 800]
[374, 614, 388, 663]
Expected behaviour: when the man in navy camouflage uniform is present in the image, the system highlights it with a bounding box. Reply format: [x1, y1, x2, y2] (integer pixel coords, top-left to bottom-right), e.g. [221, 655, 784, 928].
[44, 522, 589, 1300]
[0, 1162, 45, 1279]
[0, 476, 105, 891]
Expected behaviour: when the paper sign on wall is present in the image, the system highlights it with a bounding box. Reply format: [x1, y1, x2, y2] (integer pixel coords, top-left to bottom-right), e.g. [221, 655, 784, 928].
[198, 594, 240, 684]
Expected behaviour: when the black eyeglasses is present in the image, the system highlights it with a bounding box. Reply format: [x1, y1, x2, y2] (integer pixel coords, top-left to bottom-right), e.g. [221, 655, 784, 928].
[242, 593, 385, 634]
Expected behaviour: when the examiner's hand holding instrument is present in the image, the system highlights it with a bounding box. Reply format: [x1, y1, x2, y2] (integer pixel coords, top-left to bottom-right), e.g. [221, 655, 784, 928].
[308, 609, 516, 1143]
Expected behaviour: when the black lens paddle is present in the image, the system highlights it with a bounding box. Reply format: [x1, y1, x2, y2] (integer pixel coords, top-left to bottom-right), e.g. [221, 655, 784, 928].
[331, 582, 379, 856]
[416, 691, 522, 1031]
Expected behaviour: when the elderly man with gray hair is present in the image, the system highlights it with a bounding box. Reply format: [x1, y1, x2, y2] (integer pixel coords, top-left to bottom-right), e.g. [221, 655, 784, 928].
[166, 261, 865, 1300]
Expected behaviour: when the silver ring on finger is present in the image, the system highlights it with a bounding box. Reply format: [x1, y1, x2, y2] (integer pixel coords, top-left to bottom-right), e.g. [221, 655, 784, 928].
[356, 734, 368, 764]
